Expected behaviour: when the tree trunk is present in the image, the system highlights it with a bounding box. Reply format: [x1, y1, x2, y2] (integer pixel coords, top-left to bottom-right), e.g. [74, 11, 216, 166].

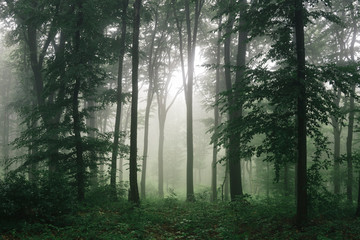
[223, 0, 247, 201]
[140, 9, 160, 200]
[294, 0, 307, 226]
[73, 0, 85, 201]
[119, 105, 131, 183]
[184, 0, 195, 202]
[2, 81, 10, 174]
[87, 100, 98, 187]
[356, 170, 360, 216]
[111, 0, 129, 198]
[128, 0, 142, 205]
[224, 153, 230, 201]
[5, 0, 63, 176]
[348, 1, 357, 205]
[27, 25, 61, 173]
[141, 88, 154, 199]
[171, 0, 203, 202]
[102, 110, 108, 132]
[284, 162, 290, 196]
[154, 48, 180, 198]
[211, 15, 222, 202]
[347, 84, 355, 203]
[246, 157, 252, 194]
[266, 162, 270, 198]
[331, 89, 341, 194]
[158, 115, 165, 197]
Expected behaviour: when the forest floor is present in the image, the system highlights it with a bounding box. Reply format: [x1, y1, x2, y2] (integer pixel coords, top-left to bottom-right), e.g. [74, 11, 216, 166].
[1, 193, 360, 240]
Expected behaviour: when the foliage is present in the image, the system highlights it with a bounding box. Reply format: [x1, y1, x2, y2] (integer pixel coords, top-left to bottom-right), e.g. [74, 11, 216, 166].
[0, 171, 76, 230]
[1, 196, 359, 239]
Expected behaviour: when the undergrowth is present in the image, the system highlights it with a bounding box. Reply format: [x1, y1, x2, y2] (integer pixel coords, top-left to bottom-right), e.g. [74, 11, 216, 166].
[1, 188, 360, 240]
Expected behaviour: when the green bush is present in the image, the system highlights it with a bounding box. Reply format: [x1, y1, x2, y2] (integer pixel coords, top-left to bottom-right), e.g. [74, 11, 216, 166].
[0, 173, 37, 220]
[0, 171, 76, 227]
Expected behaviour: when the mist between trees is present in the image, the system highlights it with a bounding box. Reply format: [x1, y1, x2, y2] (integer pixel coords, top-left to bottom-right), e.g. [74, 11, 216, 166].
[0, 0, 360, 234]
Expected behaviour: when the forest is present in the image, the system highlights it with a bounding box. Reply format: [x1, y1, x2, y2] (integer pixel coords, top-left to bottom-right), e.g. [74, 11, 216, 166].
[1, 0, 360, 239]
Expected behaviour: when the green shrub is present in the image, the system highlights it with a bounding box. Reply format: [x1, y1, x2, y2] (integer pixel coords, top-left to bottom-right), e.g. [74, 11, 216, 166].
[0, 173, 38, 220]
[0, 171, 76, 228]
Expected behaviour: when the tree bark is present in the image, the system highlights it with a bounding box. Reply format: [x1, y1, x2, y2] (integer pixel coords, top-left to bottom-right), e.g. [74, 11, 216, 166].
[2, 78, 10, 174]
[119, 105, 131, 183]
[348, 0, 357, 205]
[111, 0, 129, 199]
[347, 84, 355, 203]
[73, 0, 85, 201]
[294, 0, 307, 226]
[284, 162, 290, 196]
[211, 16, 222, 202]
[224, 0, 247, 201]
[128, 0, 142, 205]
[182, 0, 203, 202]
[266, 162, 270, 198]
[331, 89, 341, 194]
[87, 100, 98, 187]
[158, 114, 165, 197]
[140, 11, 159, 199]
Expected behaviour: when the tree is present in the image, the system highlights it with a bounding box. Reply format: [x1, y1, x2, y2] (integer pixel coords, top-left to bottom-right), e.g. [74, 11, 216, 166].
[345, 0, 358, 204]
[111, 0, 129, 199]
[172, 0, 204, 201]
[331, 89, 341, 194]
[294, 0, 307, 226]
[128, 0, 142, 204]
[86, 100, 98, 187]
[222, 0, 247, 200]
[183, 0, 204, 202]
[2, 0, 124, 201]
[155, 46, 182, 198]
[0, 62, 11, 175]
[140, 4, 159, 199]
[211, 14, 222, 202]
[71, 0, 86, 201]
[3, 0, 64, 173]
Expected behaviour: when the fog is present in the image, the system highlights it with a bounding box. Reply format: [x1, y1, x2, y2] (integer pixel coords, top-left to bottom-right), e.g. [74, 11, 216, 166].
[1, 1, 360, 237]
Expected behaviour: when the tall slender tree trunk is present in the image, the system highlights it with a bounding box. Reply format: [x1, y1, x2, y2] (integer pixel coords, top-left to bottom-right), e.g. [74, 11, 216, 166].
[171, 0, 203, 201]
[141, 87, 154, 199]
[119, 105, 131, 183]
[223, 0, 235, 200]
[224, 0, 247, 201]
[128, 0, 142, 205]
[140, 9, 159, 199]
[158, 115, 165, 197]
[102, 110, 108, 132]
[224, 153, 230, 201]
[284, 162, 290, 196]
[266, 162, 270, 198]
[87, 100, 98, 187]
[184, 0, 197, 202]
[211, 15, 222, 202]
[73, 0, 85, 201]
[331, 89, 341, 194]
[245, 158, 252, 194]
[183, 0, 203, 202]
[294, 0, 307, 226]
[249, 158, 253, 194]
[155, 50, 180, 198]
[2, 81, 9, 174]
[347, 84, 355, 203]
[111, 0, 129, 198]
[348, 0, 357, 205]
